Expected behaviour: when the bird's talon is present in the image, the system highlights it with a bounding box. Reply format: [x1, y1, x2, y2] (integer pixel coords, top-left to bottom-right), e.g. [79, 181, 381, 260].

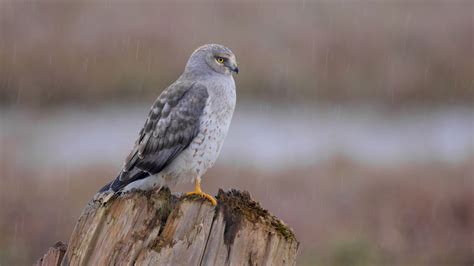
[186, 191, 217, 206]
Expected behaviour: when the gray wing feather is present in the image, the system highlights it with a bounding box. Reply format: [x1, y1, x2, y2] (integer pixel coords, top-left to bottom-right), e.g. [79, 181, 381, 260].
[119, 81, 209, 182]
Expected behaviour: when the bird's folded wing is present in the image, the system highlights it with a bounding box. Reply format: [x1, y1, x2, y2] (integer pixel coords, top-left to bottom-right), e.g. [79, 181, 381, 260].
[118, 81, 209, 184]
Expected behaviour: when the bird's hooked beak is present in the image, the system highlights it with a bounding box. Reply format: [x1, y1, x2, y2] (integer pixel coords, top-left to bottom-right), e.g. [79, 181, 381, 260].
[228, 57, 239, 74]
[232, 66, 239, 74]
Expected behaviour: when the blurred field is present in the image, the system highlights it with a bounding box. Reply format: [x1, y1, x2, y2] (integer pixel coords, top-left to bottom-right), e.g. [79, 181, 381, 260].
[0, 1, 473, 106]
[0, 156, 472, 265]
[1, 0, 473, 265]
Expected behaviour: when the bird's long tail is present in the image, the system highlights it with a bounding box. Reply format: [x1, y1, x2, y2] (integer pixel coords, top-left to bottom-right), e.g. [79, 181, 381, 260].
[98, 171, 149, 193]
[98, 179, 115, 193]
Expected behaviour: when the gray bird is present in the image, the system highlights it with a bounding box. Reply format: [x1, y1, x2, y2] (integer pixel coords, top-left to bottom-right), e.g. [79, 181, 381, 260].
[99, 44, 238, 205]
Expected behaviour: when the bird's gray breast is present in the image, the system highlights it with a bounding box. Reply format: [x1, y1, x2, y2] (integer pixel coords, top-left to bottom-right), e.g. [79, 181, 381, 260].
[160, 76, 235, 183]
[188, 76, 236, 175]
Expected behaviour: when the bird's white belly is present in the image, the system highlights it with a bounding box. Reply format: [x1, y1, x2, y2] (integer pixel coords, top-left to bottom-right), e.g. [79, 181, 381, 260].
[161, 104, 233, 186]
[123, 112, 231, 191]
[122, 77, 236, 192]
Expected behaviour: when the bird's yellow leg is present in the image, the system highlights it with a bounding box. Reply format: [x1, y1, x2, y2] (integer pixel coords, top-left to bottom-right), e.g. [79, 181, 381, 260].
[186, 177, 217, 205]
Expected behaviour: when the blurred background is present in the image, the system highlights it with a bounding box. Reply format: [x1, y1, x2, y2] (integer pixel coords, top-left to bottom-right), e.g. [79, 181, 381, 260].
[0, 1, 473, 265]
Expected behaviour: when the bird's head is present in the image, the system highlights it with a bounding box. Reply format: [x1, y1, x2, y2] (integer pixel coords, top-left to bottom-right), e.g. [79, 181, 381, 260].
[185, 44, 239, 76]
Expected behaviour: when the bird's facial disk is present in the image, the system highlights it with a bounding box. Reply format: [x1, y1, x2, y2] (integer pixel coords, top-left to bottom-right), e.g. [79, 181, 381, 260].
[213, 53, 239, 75]
[187, 44, 238, 76]
[200, 45, 238, 75]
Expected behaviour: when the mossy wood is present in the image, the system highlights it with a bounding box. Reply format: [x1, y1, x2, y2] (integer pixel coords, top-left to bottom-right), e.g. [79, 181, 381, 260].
[37, 189, 298, 266]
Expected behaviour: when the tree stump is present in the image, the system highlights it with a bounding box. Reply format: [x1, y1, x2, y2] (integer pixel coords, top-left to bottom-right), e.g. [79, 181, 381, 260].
[36, 242, 67, 266]
[37, 188, 298, 266]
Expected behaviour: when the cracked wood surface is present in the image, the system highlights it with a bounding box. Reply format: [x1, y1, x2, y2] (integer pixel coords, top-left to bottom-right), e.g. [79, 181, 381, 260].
[40, 188, 298, 266]
[36, 242, 67, 266]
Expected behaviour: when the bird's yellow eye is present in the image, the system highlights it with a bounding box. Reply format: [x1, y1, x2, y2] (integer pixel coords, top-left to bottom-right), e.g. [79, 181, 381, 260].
[216, 57, 225, 63]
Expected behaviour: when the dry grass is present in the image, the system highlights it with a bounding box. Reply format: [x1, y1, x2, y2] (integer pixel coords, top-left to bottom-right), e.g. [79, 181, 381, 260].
[0, 155, 472, 265]
[0, 1, 473, 107]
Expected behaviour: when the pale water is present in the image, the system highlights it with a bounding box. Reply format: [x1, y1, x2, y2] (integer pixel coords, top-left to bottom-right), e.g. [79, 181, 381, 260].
[1, 102, 472, 172]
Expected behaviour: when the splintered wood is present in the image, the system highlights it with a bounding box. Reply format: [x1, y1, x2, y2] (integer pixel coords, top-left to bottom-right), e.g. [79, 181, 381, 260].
[39, 189, 298, 266]
[36, 242, 67, 266]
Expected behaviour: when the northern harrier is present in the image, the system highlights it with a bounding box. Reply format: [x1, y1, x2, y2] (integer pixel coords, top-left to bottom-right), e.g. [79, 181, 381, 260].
[99, 44, 238, 205]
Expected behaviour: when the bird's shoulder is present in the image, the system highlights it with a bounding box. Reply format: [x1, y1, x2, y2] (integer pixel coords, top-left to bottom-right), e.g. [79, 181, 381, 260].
[148, 81, 207, 124]
[120, 80, 209, 178]
[153, 80, 209, 111]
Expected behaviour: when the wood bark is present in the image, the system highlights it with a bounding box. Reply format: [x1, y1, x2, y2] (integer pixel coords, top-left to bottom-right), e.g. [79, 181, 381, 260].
[39, 188, 298, 266]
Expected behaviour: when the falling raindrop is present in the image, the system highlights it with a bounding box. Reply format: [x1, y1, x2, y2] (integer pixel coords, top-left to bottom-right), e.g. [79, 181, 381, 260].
[135, 40, 141, 61]
[424, 66, 429, 84]
[83, 58, 89, 73]
[15, 79, 21, 104]
[147, 55, 152, 73]
[311, 36, 316, 64]
[12, 43, 16, 65]
[324, 48, 329, 80]
[65, 163, 70, 195]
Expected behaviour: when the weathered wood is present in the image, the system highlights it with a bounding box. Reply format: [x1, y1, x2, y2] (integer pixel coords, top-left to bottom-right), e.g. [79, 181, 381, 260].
[41, 188, 298, 266]
[36, 242, 67, 266]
